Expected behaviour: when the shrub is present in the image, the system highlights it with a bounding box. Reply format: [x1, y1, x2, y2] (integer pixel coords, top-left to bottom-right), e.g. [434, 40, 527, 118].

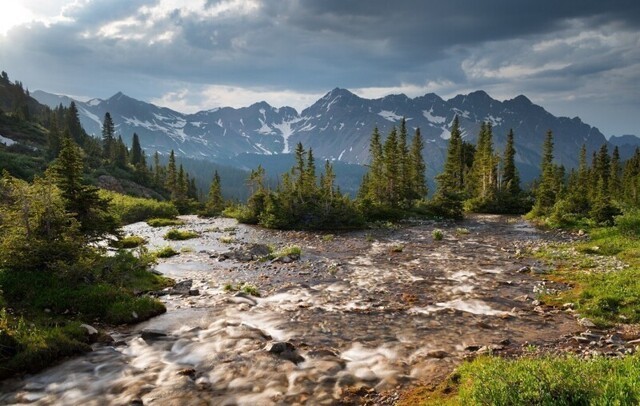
[219, 236, 235, 244]
[164, 229, 199, 240]
[111, 235, 146, 249]
[615, 210, 640, 238]
[155, 246, 179, 258]
[432, 229, 444, 241]
[147, 218, 185, 227]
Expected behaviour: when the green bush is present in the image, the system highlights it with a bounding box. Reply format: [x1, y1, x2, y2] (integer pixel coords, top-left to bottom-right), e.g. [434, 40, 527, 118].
[164, 229, 199, 240]
[615, 210, 640, 238]
[100, 190, 178, 225]
[155, 246, 179, 258]
[432, 229, 444, 241]
[147, 217, 185, 227]
[111, 235, 146, 249]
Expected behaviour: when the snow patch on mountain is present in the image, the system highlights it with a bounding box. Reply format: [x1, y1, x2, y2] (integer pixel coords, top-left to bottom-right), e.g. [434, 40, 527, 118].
[79, 107, 103, 128]
[87, 98, 102, 106]
[423, 108, 446, 124]
[257, 118, 274, 135]
[272, 117, 301, 153]
[378, 110, 403, 122]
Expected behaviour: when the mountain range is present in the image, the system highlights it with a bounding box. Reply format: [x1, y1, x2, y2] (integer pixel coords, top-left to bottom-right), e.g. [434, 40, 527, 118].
[32, 88, 639, 182]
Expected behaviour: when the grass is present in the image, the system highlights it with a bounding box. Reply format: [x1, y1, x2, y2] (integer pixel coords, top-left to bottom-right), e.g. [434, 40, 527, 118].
[391, 244, 405, 253]
[0, 250, 171, 379]
[164, 229, 199, 240]
[111, 235, 146, 249]
[270, 245, 302, 260]
[154, 246, 179, 258]
[223, 282, 260, 297]
[99, 190, 178, 225]
[322, 234, 335, 242]
[432, 229, 444, 241]
[534, 216, 640, 327]
[455, 227, 470, 235]
[147, 218, 185, 227]
[410, 354, 640, 405]
[219, 235, 235, 244]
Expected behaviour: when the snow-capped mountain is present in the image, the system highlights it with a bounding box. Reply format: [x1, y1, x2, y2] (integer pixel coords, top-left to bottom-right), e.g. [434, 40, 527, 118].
[33, 88, 616, 180]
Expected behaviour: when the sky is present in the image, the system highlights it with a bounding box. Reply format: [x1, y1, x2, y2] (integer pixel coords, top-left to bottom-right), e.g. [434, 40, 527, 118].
[1, 1, 639, 137]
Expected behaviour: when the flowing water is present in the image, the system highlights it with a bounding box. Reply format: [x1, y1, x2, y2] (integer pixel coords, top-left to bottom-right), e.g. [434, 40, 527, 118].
[0, 215, 580, 405]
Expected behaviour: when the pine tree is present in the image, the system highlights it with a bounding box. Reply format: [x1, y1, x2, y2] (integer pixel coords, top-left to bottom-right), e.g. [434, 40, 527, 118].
[501, 128, 520, 196]
[383, 127, 400, 206]
[153, 151, 163, 187]
[165, 150, 177, 192]
[114, 135, 128, 167]
[131, 132, 142, 165]
[365, 126, 384, 203]
[205, 171, 224, 215]
[65, 102, 85, 145]
[408, 127, 427, 200]
[531, 130, 558, 216]
[47, 135, 117, 240]
[102, 112, 115, 160]
[398, 118, 411, 202]
[609, 146, 621, 200]
[435, 116, 464, 196]
[47, 116, 62, 159]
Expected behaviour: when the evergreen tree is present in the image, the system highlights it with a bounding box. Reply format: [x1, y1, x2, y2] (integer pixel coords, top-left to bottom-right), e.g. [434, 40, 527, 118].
[65, 102, 85, 145]
[383, 127, 400, 206]
[398, 118, 411, 202]
[609, 146, 621, 200]
[501, 129, 520, 196]
[47, 116, 62, 160]
[47, 135, 117, 241]
[102, 112, 115, 160]
[165, 150, 177, 192]
[130, 132, 142, 165]
[408, 127, 428, 200]
[114, 135, 127, 167]
[205, 171, 224, 215]
[436, 115, 464, 194]
[531, 130, 558, 216]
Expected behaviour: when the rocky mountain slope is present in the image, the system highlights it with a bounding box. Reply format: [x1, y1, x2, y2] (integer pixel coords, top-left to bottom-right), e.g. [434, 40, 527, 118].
[33, 88, 633, 181]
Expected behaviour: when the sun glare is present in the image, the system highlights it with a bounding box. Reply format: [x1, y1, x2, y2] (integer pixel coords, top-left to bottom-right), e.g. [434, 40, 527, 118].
[0, 3, 35, 35]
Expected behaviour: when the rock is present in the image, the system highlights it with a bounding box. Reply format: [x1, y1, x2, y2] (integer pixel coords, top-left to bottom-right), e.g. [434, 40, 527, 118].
[177, 368, 196, 378]
[171, 279, 193, 295]
[579, 318, 597, 328]
[499, 338, 511, 346]
[562, 303, 575, 310]
[131, 311, 138, 319]
[129, 399, 144, 406]
[517, 266, 530, 273]
[230, 292, 258, 306]
[464, 345, 482, 352]
[572, 336, 591, 344]
[266, 341, 305, 364]
[151, 269, 163, 275]
[80, 324, 98, 336]
[188, 289, 200, 296]
[141, 329, 168, 341]
[425, 349, 450, 359]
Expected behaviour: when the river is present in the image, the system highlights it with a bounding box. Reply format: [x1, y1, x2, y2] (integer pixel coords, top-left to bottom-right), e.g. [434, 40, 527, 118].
[0, 214, 580, 405]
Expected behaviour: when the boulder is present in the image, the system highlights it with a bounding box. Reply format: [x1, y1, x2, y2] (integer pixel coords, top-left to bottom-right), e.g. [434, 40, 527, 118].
[266, 341, 305, 364]
[171, 279, 193, 295]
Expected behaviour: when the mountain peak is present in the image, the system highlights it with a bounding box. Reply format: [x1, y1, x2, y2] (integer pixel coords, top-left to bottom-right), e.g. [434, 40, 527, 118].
[510, 94, 532, 105]
[325, 87, 356, 99]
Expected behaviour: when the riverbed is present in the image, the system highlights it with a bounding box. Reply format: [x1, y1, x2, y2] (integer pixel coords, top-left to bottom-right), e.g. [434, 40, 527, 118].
[0, 214, 581, 405]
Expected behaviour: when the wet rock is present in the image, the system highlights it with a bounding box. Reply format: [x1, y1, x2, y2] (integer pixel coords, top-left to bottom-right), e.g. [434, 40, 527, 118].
[572, 336, 591, 344]
[177, 368, 196, 378]
[266, 341, 305, 364]
[171, 279, 193, 295]
[425, 349, 450, 359]
[517, 266, 530, 273]
[151, 269, 163, 275]
[129, 399, 144, 406]
[141, 329, 168, 341]
[188, 289, 200, 296]
[230, 291, 258, 306]
[80, 323, 98, 336]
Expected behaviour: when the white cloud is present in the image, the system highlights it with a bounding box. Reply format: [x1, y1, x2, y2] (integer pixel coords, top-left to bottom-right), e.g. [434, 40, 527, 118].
[150, 85, 323, 113]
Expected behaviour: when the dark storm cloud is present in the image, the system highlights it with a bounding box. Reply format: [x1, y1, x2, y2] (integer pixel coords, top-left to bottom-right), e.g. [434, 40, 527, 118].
[0, 0, 638, 134]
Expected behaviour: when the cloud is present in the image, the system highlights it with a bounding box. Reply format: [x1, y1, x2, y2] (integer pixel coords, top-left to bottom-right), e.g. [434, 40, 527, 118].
[0, 0, 639, 135]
